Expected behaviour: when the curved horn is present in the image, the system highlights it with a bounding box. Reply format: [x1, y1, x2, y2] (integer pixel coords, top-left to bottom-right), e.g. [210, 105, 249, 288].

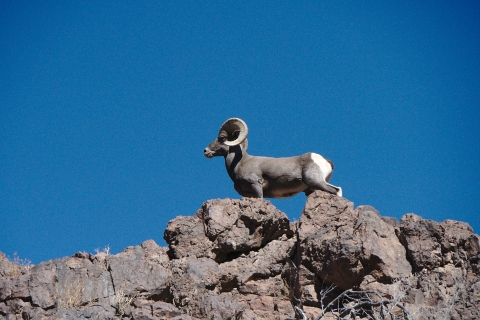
[218, 118, 248, 146]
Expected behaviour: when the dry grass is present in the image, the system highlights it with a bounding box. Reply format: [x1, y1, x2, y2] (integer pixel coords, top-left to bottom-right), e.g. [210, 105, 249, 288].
[4, 252, 33, 277]
[113, 289, 135, 316]
[54, 278, 86, 309]
[94, 245, 111, 256]
[11, 252, 33, 269]
[93, 245, 111, 270]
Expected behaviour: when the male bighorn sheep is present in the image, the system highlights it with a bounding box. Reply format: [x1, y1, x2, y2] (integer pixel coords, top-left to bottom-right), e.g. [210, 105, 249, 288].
[204, 118, 342, 198]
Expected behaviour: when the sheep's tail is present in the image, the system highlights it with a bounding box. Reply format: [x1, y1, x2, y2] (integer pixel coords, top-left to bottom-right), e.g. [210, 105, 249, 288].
[326, 159, 334, 170]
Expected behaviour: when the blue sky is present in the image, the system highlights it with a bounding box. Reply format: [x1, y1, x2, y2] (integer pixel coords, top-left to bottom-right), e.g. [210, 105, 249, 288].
[1, 1, 479, 264]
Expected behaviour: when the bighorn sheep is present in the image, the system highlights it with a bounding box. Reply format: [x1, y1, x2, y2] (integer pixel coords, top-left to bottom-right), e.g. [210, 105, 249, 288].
[204, 118, 342, 198]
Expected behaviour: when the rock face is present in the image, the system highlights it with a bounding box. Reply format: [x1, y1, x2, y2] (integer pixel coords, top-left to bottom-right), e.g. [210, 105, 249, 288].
[299, 192, 412, 291]
[1, 193, 479, 319]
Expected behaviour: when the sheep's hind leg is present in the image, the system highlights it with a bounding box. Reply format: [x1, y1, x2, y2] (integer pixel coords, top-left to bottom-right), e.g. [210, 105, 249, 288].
[303, 164, 342, 196]
[307, 179, 341, 196]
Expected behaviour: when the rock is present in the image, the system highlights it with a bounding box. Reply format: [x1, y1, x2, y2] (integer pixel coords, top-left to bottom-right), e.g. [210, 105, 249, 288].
[219, 237, 295, 286]
[201, 198, 292, 255]
[298, 191, 411, 290]
[164, 214, 214, 260]
[0, 241, 176, 319]
[56, 306, 117, 319]
[162, 198, 295, 319]
[395, 214, 480, 319]
[399, 214, 480, 273]
[107, 240, 171, 299]
[165, 198, 293, 262]
[1, 194, 480, 319]
[129, 299, 194, 320]
[0, 254, 22, 279]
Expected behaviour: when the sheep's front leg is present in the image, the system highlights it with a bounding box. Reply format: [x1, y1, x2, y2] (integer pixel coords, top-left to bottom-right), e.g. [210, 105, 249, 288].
[234, 180, 263, 198]
[250, 180, 264, 198]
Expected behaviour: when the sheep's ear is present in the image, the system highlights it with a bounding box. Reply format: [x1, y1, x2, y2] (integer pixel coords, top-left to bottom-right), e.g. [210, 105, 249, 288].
[218, 130, 228, 144]
[219, 118, 248, 146]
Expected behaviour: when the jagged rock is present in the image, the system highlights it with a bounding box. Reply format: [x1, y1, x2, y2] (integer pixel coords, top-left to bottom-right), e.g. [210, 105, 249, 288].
[355, 214, 480, 320]
[164, 213, 214, 260]
[219, 237, 295, 285]
[165, 198, 292, 262]
[56, 306, 117, 319]
[201, 198, 292, 253]
[399, 213, 480, 273]
[0, 254, 22, 279]
[166, 252, 294, 319]
[0, 240, 176, 319]
[1, 193, 480, 319]
[107, 240, 171, 299]
[164, 197, 295, 319]
[126, 298, 194, 320]
[298, 191, 411, 290]
[394, 215, 480, 319]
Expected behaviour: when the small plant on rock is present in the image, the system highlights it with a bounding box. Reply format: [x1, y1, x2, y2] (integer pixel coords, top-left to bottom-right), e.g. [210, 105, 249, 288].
[3, 252, 33, 277]
[11, 252, 33, 269]
[54, 278, 86, 309]
[113, 289, 135, 316]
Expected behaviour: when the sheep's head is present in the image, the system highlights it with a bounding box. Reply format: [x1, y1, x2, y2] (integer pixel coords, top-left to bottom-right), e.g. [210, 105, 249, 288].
[204, 118, 248, 158]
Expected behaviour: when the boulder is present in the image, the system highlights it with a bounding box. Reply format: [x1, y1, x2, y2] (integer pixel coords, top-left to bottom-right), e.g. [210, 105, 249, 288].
[165, 198, 292, 263]
[298, 191, 411, 290]
[399, 213, 480, 273]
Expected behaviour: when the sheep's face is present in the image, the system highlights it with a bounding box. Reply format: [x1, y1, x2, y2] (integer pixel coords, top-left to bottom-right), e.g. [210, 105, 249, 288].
[205, 118, 248, 158]
[204, 138, 229, 158]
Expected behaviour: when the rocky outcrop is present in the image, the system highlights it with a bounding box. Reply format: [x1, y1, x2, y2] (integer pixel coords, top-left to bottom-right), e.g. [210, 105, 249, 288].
[293, 192, 480, 319]
[164, 198, 295, 319]
[164, 198, 292, 262]
[298, 192, 412, 291]
[1, 192, 479, 319]
[394, 214, 480, 319]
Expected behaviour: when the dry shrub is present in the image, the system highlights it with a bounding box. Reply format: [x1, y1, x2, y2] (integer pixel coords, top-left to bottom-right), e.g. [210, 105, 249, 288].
[4, 252, 33, 277]
[54, 278, 86, 309]
[114, 289, 135, 316]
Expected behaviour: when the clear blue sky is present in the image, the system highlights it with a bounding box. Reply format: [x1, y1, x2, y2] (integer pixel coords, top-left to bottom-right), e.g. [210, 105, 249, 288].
[1, 1, 479, 264]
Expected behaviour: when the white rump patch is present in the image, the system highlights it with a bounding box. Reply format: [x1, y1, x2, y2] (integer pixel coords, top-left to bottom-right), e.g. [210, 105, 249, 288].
[310, 153, 333, 180]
